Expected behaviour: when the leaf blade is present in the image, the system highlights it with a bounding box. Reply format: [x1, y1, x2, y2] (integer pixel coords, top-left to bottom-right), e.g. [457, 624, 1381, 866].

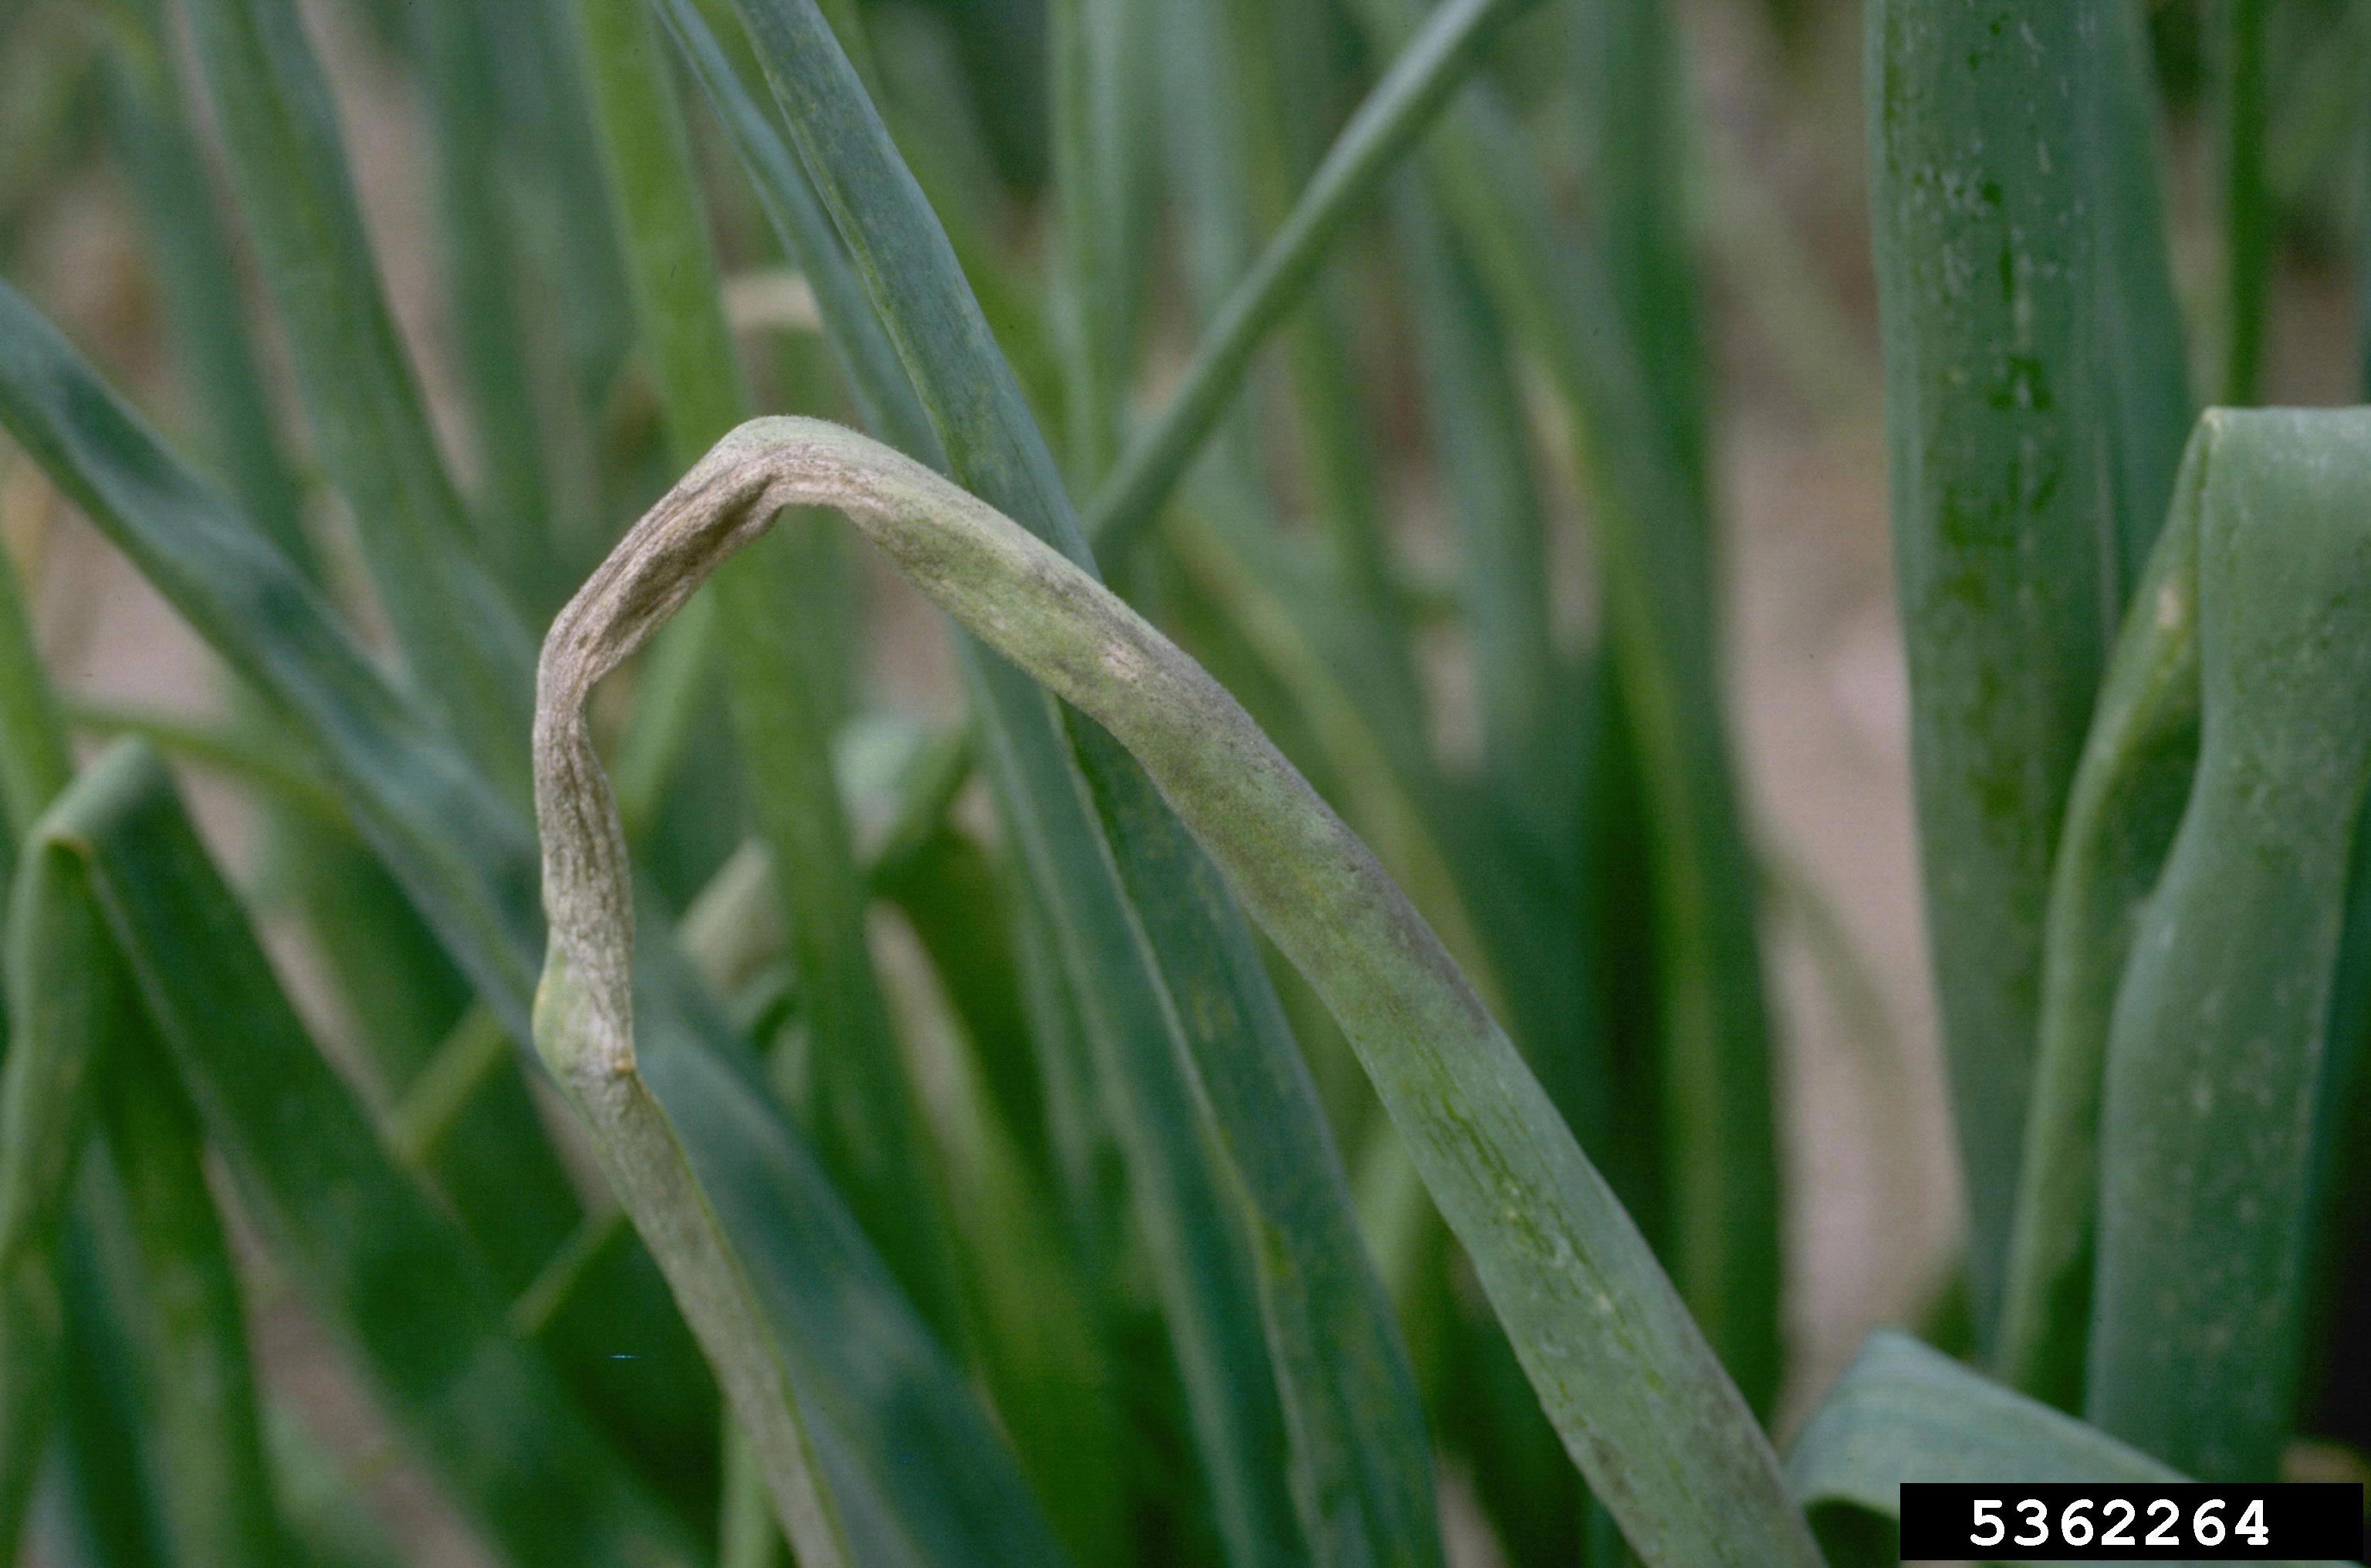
[2086, 409, 2371, 1478]
[710, 5, 1449, 1560]
[0, 278, 1073, 1568]
[51, 739, 696, 1568]
[1865, 0, 2185, 1334]
[1347, 0, 1781, 1408]
[571, 0, 963, 1341]
[173, 0, 536, 786]
[536, 417, 1821, 1568]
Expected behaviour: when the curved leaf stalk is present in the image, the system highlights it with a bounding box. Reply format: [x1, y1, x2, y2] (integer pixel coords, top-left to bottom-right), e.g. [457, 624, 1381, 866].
[572, 0, 962, 1339]
[537, 939, 850, 1565]
[2086, 408, 2371, 1479]
[534, 417, 1821, 1568]
[1865, 0, 2190, 1334]
[1995, 450, 2204, 1410]
[1160, 511, 1500, 1015]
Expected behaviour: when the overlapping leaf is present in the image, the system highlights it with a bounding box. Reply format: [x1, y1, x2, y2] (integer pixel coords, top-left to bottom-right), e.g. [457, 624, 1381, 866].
[0, 280, 1067, 1568]
[530, 414, 1820, 1568]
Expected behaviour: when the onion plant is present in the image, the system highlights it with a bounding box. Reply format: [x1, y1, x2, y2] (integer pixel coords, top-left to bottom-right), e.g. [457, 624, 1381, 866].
[0, 0, 2364, 1563]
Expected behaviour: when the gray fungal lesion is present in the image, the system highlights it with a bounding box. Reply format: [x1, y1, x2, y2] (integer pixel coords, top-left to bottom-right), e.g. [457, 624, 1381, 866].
[531, 417, 1243, 1076]
[526, 416, 1811, 1566]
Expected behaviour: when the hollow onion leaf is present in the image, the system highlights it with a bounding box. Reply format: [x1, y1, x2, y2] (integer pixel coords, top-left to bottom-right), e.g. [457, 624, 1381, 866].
[0, 836, 110, 1282]
[1791, 1331, 2177, 1568]
[1209, 0, 1408, 661]
[1386, 135, 1606, 1265]
[0, 529, 75, 1568]
[892, 948, 1126, 1563]
[658, 0, 939, 461]
[1148, 0, 1470, 994]
[1142, 8, 1540, 1199]
[130, 0, 604, 1386]
[1047, 0, 1143, 482]
[1865, 0, 2191, 1336]
[1390, 182, 1568, 848]
[534, 416, 1821, 1568]
[479, 0, 639, 423]
[2086, 408, 2371, 1479]
[155, 0, 627, 1345]
[1997, 445, 2203, 1408]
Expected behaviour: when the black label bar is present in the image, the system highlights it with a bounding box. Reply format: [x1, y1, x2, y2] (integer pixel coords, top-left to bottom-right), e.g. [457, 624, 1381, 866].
[1899, 1482, 2365, 1560]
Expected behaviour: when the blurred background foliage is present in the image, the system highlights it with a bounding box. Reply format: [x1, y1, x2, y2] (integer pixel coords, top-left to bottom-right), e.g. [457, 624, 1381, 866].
[0, 0, 2369, 1563]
